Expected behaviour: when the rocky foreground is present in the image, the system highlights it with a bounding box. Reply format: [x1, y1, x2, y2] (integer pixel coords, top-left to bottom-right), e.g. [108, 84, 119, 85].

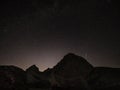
[0, 53, 120, 90]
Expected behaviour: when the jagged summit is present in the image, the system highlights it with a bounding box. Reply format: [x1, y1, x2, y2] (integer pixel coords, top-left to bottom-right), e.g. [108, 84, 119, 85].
[61, 53, 89, 63]
[52, 53, 93, 79]
[54, 53, 93, 68]
[26, 65, 40, 72]
[64, 53, 79, 58]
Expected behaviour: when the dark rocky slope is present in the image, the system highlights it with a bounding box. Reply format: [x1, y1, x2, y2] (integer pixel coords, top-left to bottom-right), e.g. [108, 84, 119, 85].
[0, 66, 28, 90]
[50, 53, 93, 89]
[26, 65, 51, 88]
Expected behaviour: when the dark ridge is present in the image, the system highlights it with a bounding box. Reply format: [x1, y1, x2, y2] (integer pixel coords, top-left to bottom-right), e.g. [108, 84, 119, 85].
[1, 53, 120, 90]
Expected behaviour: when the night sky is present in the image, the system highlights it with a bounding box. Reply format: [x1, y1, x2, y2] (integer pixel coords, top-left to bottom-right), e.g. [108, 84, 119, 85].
[0, 0, 120, 71]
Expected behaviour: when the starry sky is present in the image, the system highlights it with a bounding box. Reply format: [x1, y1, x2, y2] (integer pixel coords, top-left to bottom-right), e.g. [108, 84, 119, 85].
[0, 0, 120, 71]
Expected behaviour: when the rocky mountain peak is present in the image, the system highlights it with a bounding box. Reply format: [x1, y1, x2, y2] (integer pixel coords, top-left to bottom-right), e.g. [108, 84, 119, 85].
[52, 53, 93, 79]
[26, 65, 40, 72]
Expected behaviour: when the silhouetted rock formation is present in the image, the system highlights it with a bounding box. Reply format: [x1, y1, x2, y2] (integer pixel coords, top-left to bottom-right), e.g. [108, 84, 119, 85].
[49, 53, 93, 90]
[0, 66, 27, 90]
[25, 53, 93, 90]
[26, 65, 51, 88]
[53, 53, 93, 79]
[1, 53, 120, 90]
[26, 65, 41, 83]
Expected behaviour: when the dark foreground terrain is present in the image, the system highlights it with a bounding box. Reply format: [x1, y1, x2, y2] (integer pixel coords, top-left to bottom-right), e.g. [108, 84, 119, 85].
[0, 53, 120, 90]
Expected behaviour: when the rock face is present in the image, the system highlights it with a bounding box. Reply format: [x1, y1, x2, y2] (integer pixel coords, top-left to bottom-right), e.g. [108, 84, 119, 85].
[26, 65, 51, 88]
[88, 67, 120, 90]
[50, 53, 93, 89]
[26, 65, 41, 83]
[52, 53, 93, 79]
[0, 66, 27, 90]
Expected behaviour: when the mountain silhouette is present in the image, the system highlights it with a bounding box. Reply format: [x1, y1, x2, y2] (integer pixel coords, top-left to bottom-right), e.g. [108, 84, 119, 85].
[0, 53, 120, 90]
[49, 53, 93, 90]
[26, 65, 51, 88]
[52, 53, 93, 79]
